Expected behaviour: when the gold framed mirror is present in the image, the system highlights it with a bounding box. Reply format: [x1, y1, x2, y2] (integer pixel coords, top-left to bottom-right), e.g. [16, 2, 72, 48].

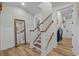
[14, 19, 26, 47]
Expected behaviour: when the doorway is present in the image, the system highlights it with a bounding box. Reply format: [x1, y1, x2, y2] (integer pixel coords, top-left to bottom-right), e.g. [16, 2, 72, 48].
[56, 5, 73, 49]
[14, 19, 26, 47]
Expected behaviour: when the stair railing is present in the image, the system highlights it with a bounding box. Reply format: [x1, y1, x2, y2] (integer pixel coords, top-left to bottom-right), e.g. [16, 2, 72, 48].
[40, 20, 54, 55]
[30, 14, 52, 48]
[29, 13, 55, 56]
[33, 33, 41, 44]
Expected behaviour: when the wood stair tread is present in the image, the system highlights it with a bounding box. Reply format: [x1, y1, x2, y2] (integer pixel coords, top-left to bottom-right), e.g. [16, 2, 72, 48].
[37, 40, 41, 43]
[34, 43, 41, 49]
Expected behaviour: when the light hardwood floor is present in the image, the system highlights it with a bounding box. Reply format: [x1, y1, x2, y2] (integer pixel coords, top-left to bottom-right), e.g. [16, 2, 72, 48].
[0, 38, 74, 56]
[48, 38, 74, 56]
[0, 44, 41, 56]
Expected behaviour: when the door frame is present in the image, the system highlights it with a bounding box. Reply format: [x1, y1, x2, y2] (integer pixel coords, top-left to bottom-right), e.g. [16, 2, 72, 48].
[56, 5, 73, 46]
[14, 19, 26, 47]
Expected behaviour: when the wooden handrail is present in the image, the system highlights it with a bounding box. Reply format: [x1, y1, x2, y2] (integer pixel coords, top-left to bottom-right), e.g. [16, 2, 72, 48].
[31, 20, 53, 44]
[46, 32, 54, 48]
[30, 14, 52, 31]
[40, 20, 53, 32]
[33, 33, 41, 43]
[39, 14, 52, 25]
[30, 26, 37, 31]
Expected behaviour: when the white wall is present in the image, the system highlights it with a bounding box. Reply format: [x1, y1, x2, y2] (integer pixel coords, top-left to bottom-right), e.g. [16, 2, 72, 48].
[56, 11, 72, 38]
[72, 25, 79, 55]
[0, 4, 34, 50]
[62, 22, 72, 38]
[72, 3, 79, 56]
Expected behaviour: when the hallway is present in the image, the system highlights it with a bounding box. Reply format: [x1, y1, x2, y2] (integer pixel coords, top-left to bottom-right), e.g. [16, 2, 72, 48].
[0, 2, 79, 56]
[0, 38, 73, 56]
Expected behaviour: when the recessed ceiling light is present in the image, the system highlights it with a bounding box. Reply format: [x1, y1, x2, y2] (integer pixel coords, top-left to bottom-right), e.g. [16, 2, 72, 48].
[21, 2, 25, 6]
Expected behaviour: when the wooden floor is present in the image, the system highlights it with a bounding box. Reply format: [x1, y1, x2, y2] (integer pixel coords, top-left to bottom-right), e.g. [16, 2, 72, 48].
[48, 38, 73, 56]
[0, 44, 41, 56]
[0, 38, 74, 56]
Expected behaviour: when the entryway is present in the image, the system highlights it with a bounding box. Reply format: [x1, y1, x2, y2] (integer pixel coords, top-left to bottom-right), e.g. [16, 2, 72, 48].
[56, 5, 73, 55]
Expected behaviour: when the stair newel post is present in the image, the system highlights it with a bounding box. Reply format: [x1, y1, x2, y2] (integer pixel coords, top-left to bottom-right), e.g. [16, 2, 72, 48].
[41, 32, 47, 56]
[30, 31, 34, 48]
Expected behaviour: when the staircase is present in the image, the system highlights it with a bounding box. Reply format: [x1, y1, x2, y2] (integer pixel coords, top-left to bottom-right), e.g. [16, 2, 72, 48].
[30, 13, 57, 55]
[33, 33, 41, 50]
[34, 41, 41, 49]
[29, 2, 57, 56]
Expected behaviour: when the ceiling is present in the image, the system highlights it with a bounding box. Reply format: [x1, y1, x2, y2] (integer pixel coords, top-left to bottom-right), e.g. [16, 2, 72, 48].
[4, 2, 42, 15]
[3, 2, 73, 15]
[52, 2, 73, 9]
